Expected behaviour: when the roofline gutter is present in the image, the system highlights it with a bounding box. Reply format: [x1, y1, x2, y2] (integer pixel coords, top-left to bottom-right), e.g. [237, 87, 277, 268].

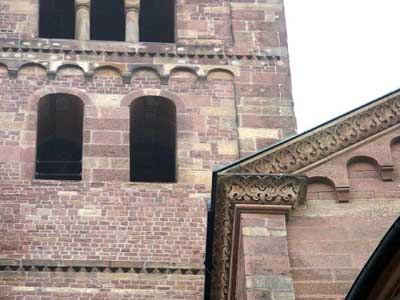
[203, 170, 218, 300]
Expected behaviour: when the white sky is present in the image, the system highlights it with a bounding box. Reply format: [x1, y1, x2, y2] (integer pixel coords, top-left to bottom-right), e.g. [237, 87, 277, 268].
[284, 0, 400, 133]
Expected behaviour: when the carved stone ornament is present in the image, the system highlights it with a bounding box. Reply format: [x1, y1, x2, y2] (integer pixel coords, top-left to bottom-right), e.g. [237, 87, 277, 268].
[209, 174, 307, 300]
[231, 95, 400, 174]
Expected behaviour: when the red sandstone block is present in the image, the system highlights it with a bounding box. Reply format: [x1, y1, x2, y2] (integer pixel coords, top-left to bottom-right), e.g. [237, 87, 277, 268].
[291, 268, 332, 281]
[179, 20, 208, 31]
[243, 236, 288, 256]
[252, 72, 288, 85]
[248, 20, 285, 32]
[91, 131, 122, 145]
[245, 255, 290, 276]
[233, 32, 255, 48]
[91, 168, 129, 181]
[247, 290, 272, 300]
[232, 10, 265, 21]
[84, 145, 129, 157]
[241, 115, 296, 129]
[288, 227, 350, 241]
[0, 146, 20, 162]
[85, 118, 129, 131]
[333, 268, 360, 281]
[237, 83, 281, 98]
[182, 95, 211, 107]
[232, 20, 247, 31]
[294, 281, 352, 297]
[290, 255, 352, 268]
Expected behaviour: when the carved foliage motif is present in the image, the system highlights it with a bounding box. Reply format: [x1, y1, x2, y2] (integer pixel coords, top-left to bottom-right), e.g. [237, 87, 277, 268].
[210, 175, 306, 300]
[239, 96, 400, 173]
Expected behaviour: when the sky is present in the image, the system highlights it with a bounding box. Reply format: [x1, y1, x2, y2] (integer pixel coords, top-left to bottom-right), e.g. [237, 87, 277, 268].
[284, 0, 400, 133]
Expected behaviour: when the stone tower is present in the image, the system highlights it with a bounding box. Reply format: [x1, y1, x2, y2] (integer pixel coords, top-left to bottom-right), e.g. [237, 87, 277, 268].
[0, 0, 296, 299]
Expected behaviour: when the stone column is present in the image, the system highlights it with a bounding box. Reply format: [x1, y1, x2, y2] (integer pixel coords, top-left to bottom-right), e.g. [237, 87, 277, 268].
[75, 0, 91, 40]
[125, 0, 140, 43]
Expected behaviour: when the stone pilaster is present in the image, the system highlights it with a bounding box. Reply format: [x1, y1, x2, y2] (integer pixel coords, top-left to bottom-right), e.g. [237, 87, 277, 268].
[208, 174, 307, 300]
[75, 0, 90, 40]
[239, 212, 293, 300]
[125, 0, 140, 43]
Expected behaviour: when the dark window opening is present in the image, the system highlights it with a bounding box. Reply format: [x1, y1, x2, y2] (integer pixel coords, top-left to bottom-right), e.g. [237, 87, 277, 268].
[140, 0, 175, 43]
[130, 96, 176, 182]
[91, 0, 125, 41]
[39, 0, 75, 39]
[36, 94, 84, 181]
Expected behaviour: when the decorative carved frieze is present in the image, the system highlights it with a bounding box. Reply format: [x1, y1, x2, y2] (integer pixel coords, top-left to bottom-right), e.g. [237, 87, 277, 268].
[233, 95, 400, 174]
[209, 174, 307, 300]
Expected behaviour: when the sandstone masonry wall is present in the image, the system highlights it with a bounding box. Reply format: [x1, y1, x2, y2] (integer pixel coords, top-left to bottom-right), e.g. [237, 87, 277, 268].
[0, 0, 296, 299]
[288, 130, 400, 299]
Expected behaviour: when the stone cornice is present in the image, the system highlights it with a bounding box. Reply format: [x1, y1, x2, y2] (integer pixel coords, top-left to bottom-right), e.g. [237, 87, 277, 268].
[0, 40, 282, 62]
[0, 259, 204, 275]
[225, 92, 400, 174]
[209, 174, 307, 300]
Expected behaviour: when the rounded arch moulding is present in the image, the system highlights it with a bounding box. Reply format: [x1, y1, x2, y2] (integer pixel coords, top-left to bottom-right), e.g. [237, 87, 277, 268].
[28, 87, 92, 111]
[120, 89, 185, 113]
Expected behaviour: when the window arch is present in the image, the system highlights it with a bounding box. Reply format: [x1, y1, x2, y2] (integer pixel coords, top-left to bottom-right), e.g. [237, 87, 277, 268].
[91, 0, 125, 41]
[36, 94, 84, 181]
[39, 0, 75, 39]
[140, 0, 175, 43]
[130, 96, 177, 182]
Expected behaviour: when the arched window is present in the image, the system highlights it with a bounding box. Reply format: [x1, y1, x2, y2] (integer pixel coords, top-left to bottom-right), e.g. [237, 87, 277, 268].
[130, 96, 176, 182]
[36, 94, 84, 181]
[140, 0, 175, 43]
[91, 0, 125, 41]
[39, 0, 75, 39]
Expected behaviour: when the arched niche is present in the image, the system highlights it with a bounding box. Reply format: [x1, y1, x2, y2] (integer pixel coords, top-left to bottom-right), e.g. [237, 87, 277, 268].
[130, 96, 176, 183]
[347, 156, 381, 180]
[307, 176, 337, 201]
[36, 93, 84, 181]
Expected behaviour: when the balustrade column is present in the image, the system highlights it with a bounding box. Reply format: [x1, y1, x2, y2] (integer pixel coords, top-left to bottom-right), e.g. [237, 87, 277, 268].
[75, 0, 91, 40]
[125, 0, 140, 43]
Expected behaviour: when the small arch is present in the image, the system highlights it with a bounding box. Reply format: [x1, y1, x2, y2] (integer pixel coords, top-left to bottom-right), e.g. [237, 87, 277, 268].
[391, 136, 400, 169]
[207, 68, 235, 81]
[93, 65, 123, 78]
[121, 89, 184, 113]
[36, 93, 84, 181]
[131, 67, 161, 80]
[169, 67, 198, 81]
[28, 87, 92, 111]
[18, 63, 48, 77]
[91, 0, 125, 41]
[0, 63, 8, 75]
[390, 136, 400, 148]
[307, 176, 337, 201]
[56, 64, 86, 77]
[347, 155, 381, 180]
[39, 0, 75, 39]
[130, 96, 177, 183]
